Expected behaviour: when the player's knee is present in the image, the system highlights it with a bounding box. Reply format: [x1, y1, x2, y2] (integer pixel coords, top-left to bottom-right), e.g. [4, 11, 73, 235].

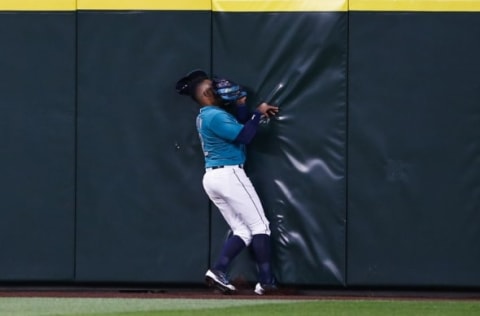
[234, 230, 252, 246]
[251, 222, 271, 236]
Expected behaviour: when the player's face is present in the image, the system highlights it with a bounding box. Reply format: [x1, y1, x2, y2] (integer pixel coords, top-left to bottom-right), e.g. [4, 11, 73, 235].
[196, 79, 221, 105]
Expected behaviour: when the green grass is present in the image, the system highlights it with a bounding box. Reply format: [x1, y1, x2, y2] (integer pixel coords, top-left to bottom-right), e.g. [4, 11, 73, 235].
[0, 298, 479, 316]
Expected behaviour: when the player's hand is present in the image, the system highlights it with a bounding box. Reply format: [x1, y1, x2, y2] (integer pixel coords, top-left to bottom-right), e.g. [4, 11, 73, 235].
[257, 103, 279, 118]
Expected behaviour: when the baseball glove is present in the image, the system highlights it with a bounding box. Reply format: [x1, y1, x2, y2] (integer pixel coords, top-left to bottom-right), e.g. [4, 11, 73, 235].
[213, 77, 247, 104]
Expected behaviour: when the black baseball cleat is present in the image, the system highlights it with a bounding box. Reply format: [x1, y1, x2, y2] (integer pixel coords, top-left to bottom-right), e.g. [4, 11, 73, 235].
[205, 269, 237, 294]
[254, 282, 278, 295]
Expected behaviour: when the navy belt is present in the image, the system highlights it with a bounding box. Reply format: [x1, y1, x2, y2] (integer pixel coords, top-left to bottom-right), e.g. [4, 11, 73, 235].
[209, 164, 243, 170]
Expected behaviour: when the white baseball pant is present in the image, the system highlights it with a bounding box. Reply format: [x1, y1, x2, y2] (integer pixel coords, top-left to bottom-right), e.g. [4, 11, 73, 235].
[203, 165, 271, 246]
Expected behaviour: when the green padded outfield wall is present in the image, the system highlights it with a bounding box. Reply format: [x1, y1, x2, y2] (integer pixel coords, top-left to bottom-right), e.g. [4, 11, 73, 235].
[0, 1, 76, 281]
[347, 0, 480, 286]
[210, 0, 348, 286]
[0, 0, 479, 288]
[75, 0, 212, 282]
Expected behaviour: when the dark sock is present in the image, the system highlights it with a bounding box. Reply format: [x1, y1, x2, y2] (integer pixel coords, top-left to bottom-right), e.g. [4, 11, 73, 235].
[251, 234, 274, 284]
[213, 235, 246, 273]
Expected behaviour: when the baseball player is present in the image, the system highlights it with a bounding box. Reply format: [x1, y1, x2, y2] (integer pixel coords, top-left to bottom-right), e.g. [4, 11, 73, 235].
[176, 70, 278, 295]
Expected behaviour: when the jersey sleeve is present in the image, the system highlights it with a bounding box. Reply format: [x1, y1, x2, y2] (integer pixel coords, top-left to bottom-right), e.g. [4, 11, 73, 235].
[209, 111, 243, 142]
[234, 104, 251, 124]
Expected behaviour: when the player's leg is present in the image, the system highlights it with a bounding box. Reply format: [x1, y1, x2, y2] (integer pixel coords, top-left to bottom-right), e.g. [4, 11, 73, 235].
[202, 170, 252, 293]
[227, 168, 270, 234]
[226, 168, 276, 294]
[208, 195, 251, 272]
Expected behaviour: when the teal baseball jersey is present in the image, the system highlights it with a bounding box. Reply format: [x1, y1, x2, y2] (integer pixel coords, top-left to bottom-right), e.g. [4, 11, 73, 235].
[196, 105, 246, 168]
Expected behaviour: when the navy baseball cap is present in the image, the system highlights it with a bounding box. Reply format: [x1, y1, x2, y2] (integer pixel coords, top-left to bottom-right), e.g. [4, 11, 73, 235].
[175, 69, 209, 97]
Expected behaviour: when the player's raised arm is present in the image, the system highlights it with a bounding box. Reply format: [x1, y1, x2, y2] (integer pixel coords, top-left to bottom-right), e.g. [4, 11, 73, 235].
[234, 102, 278, 145]
[234, 97, 250, 124]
